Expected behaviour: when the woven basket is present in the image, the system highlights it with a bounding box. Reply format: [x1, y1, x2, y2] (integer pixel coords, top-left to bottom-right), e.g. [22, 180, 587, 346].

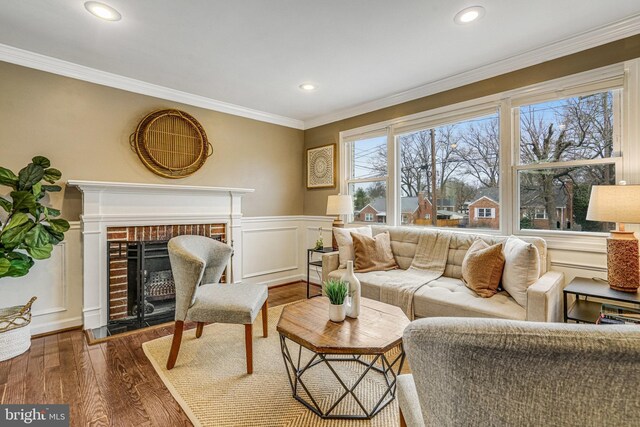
[0, 296, 36, 362]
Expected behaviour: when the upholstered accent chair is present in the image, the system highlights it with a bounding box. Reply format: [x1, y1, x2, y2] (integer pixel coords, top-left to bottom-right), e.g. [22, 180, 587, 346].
[399, 318, 640, 427]
[166, 235, 268, 374]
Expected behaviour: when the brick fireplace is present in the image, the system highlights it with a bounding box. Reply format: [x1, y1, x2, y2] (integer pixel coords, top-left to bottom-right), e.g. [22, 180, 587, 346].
[107, 224, 226, 323]
[68, 180, 254, 330]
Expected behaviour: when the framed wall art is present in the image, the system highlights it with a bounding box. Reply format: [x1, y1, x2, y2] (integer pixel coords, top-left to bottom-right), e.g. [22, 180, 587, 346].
[306, 143, 336, 189]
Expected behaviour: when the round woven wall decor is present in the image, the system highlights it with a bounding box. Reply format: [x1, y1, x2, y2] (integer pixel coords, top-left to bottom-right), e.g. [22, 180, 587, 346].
[130, 109, 212, 178]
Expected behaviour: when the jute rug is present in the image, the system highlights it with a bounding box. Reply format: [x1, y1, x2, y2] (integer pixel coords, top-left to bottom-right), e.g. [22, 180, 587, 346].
[143, 304, 409, 427]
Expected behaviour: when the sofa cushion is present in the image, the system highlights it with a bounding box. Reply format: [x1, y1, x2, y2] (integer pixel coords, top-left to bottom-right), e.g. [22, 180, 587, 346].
[412, 277, 526, 320]
[352, 231, 398, 272]
[462, 240, 505, 298]
[334, 226, 372, 268]
[328, 270, 525, 320]
[502, 236, 540, 307]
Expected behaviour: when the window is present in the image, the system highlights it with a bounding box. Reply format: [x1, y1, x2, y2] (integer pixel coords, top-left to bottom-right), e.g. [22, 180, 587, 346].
[345, 135, 388, 224]
[340, 64, 632, 239]
[476, 208, 495, 219]
[534, 208, 547, 219]
[516, 89, 620, 232]
[396, 111, 500, 230]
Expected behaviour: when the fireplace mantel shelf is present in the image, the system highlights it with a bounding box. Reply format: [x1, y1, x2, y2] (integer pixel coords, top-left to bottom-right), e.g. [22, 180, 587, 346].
[68, 180, 254, 194]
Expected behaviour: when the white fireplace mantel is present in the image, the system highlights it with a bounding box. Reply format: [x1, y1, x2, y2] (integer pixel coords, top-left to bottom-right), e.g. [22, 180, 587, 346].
[67, 180, 254, 329]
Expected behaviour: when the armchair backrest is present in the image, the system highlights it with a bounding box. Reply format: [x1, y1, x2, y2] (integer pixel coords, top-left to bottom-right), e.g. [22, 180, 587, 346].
[403, 317, 640, 426]
[168, 235, 233, 321]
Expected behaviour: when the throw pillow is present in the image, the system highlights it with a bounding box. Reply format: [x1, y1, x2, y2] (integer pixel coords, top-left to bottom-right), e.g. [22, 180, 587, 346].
[462, 239, 505, 298]
[333, 226, 372, 268]
[502, 236, 540, 307]
[351, 231, 398, 273]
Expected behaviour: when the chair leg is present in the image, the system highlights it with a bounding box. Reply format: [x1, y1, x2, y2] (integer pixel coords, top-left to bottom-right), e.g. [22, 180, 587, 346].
[166, 320, 184, 370]
[261, 300, 268, 338]
[399, 407, 407, 427]
[244, 323, 253, 374]
[195, 322, 205, 338]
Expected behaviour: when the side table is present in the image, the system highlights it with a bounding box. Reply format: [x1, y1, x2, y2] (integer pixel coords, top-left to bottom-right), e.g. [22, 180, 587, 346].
[306, 247, 336, 299]
[563, 277, 640, 324]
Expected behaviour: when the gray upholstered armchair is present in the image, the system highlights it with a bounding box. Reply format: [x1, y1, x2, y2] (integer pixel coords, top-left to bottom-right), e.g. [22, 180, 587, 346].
[398, 318, 640, 427]
[166, 235, 268, 373]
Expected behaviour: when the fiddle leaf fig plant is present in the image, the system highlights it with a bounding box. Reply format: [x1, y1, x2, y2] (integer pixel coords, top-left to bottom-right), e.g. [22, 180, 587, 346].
[0, 156, 69, 278]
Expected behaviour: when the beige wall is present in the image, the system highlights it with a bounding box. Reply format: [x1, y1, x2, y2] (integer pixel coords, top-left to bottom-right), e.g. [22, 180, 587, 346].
[0, 61, 305, 220]
[303, 34, 640, 215]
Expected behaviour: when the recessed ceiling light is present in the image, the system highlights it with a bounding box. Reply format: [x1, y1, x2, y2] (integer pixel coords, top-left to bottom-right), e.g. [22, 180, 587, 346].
[454, 6, 485, 24]
[299, 83, 317, 91]
[84, 1, 122, 21]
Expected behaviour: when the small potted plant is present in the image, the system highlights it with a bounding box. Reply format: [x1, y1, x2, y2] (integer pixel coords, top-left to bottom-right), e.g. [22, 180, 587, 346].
[324, 279, 349, 322]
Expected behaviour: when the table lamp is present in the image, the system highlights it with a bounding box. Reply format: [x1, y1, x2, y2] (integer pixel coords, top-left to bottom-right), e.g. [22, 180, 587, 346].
[326, 194, 354, 250]
[587, 182, 640, 292]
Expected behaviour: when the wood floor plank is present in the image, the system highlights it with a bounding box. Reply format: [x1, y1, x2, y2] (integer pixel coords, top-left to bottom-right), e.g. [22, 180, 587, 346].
[87, 342, 128, 424]
[43, 334, 63, 403]
[69, 331, 109, 427]
[3, 349, 29, 404]
[0, 352, 12, 385]
[58, 332, 87, 427]
[25, 337, 45, 403]
[100, 339, 150, 425]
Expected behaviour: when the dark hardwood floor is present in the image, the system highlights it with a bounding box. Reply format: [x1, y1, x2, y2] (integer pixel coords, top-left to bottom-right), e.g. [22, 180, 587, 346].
[0, 281, 318, 427]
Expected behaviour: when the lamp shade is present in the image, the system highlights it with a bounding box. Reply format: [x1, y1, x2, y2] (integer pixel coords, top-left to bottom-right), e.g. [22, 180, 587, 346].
[587, 184, 640, 223]
[326, 194, 353, 215]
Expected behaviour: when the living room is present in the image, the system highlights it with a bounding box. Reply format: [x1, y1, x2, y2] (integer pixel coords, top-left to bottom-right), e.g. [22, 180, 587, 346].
[1, 1, 639, 426]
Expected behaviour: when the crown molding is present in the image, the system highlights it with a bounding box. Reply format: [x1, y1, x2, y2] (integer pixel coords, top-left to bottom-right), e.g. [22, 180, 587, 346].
[0, 43, 305, 130]
[304, 14, 640, 130]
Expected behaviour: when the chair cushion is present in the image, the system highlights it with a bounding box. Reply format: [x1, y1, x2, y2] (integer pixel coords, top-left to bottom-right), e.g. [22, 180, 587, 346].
[397, 374, 425, 427]
[187, 283, 268, 324]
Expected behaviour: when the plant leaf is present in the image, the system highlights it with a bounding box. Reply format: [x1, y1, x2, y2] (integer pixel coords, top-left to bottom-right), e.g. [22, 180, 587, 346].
[43, 168, 62, 184]
[17, 164, 44, 190]
[43, 226, 65, 245]
[48, 218, 70, 233]
[1, 213, 34, 250]
[0, 197, 11, 213]
[9, 191, 36, 212]
[0, 258, 10, 276]
[45, 207, 61, 217]
[32, 182, 42, 197]
[1, 256, 34, 278]
[24, 224, 50, 248]
[27, 243, 53, 260]
[42, 185, 62, 193]
[32, 156, 51, 169]
[0, 167, 18, 189]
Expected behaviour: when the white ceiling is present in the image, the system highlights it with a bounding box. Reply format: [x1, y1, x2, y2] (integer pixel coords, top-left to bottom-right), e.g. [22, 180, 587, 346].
[1, 1, 640, 129]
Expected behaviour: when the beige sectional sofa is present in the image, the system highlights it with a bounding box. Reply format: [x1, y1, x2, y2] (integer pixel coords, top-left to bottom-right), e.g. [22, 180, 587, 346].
[322, 225, 564, 322]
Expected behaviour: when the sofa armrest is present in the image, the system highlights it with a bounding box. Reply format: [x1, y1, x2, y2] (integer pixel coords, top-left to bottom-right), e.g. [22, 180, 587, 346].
[321, 252, 340, 284]
[526, 271, 564, 322]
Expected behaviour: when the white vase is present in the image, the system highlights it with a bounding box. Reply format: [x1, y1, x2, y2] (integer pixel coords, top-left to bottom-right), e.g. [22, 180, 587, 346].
[341, 260, 361, 319]
[329, 302, 347, 322]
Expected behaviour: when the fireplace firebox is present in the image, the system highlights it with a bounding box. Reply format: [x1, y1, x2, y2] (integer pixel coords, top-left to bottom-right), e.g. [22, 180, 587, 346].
[102, 223, 227, 336]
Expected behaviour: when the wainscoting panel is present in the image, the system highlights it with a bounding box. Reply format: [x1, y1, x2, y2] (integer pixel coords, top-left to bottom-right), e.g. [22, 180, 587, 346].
[0, 223, 83, 335]
[242, 226, 299, 278]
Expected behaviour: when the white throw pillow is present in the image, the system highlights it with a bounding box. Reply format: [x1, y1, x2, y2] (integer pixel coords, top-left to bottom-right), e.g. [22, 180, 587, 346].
[501, 236, 540, 307]
[334, 226, 372, 268]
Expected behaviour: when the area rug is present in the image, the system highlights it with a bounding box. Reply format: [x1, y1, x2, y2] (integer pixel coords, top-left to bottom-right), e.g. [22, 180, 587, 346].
[143, 304, 409, 427]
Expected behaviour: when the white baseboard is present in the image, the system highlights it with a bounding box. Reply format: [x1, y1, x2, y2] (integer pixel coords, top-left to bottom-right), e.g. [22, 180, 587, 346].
[31, 316, 83, 336]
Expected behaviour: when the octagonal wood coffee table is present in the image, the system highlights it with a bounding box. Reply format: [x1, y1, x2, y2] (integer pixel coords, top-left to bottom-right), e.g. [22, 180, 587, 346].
[277, 297, 410, 420]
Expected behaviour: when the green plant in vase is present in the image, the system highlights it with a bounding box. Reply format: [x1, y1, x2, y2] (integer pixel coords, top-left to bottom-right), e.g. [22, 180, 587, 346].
[324, 278, 349, 322]
[0, 156, 70, 278]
